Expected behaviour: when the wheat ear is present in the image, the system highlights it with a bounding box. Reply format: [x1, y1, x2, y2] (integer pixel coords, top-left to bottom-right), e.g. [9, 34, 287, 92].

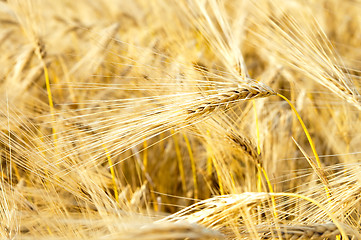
[123, 221, 223, 240]
[187, 81, 275, 119]
[254, 222, 361, 240]
[160, 193, 269, 226]
[226, 130, 260, 165]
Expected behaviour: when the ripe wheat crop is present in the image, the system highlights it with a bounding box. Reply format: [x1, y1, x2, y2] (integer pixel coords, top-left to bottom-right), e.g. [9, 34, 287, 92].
[1, 0, 361, 239]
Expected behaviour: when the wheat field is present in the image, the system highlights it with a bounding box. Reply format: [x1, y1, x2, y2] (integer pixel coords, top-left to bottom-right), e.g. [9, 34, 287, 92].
[1, 0, 361, 239]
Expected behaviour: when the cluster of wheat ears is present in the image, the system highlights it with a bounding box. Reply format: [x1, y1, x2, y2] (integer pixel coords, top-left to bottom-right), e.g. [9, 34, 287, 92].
[1, 0, 361, 239]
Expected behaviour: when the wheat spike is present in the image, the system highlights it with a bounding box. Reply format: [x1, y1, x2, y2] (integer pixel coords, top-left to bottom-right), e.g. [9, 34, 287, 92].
[254, 222, 361, 240]
[187, 81, 275, 119]
[161, 193, 269, 227]
[123, 221, 224, 240]
[226, 130, 260, 165]
[35, 37, 47, 60]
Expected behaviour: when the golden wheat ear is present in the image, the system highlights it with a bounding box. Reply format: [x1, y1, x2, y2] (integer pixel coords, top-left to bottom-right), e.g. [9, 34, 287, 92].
[123, 221, 223, 240]
[160, 193, 269, 226]
[253, 222, 361, 240]
[226, 130, 260, 164]
[186, 81, 276, 119]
